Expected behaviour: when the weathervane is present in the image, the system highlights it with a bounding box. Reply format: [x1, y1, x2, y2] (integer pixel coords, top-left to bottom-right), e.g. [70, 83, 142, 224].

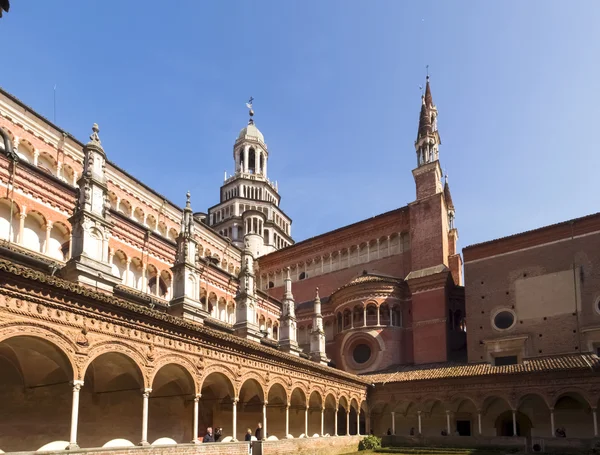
[246, 97, 254, 125]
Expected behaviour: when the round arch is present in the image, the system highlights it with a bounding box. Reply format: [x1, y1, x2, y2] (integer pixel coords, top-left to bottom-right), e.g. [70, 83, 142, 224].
[0, 332, 75, 452]
[81, 342, 147, 386]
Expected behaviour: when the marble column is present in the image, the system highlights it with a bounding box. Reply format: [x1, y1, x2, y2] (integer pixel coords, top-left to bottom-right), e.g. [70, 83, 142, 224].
[550, 408, 555, 437]
[68, 380, 84, 449]
[593, 408, 598, 437]
[334, 408, 338, 436]
[346, 411, 350, 436]
[417, 411, 422, 435]
[263, 401, 267, 439]
[285, 404, 290, 437]
[44, 222, 52, 254]
[192, 394, 200, 443]
[321, 407, 325, 436]
[512, 410, 517, 436]
[391, 411, 395, 435]
[305, 406, 309, 436]
[141, 388, 152, 445]
[232, 399, 238, 441]
[446, 410, 451, 435]
[478, 412, 482, 435]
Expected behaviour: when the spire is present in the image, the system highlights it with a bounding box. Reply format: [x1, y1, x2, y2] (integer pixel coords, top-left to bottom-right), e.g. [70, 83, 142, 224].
[279, 266, 301, 355]
[246, 96, 255, 125]
[415, 72, 440, 167]
[310, 286, 328, 365]
[443, 175, 454, 210]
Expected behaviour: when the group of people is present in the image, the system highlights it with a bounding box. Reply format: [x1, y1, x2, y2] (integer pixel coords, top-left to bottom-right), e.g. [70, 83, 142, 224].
[200, 422, 266, 443]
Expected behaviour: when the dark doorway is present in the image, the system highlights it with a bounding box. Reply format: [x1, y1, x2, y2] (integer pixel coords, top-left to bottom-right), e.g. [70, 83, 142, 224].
[456, 420, 471, 436]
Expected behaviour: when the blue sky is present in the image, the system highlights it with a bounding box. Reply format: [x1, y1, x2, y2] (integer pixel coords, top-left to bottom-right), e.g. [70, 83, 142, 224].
[1, 1, 599, 250]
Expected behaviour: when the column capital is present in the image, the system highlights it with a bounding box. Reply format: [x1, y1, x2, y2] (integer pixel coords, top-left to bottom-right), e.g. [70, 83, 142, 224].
[417, 410, 422, 415]
[71, 380, 84, 390]
[233, 397, 239, 404]
[142, 387, 152, 397]
[263, 400, 268, 406]
[194, 394, 201, 402]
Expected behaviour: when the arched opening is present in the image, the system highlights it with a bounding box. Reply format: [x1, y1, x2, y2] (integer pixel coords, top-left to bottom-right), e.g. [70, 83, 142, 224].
[554, 392, 593, 438]
[336, 312, 343, 333]
[353, 304, 364, 327]
[111, 250, 128, 284]
[308, 391, 323, 436]
[227, 301, 236, 325]
[421, 399, 446, 437]
[343, 309, 352, 330]
[0, 198, 19, 242]
[349, 399, 359, 435]
[494, 410, 532, 437]
[290, 388, 307, 437]
[22, 210, 45, 253]
[0, 335, 74, 452]
[338, 397, 349, 436]
[149, 364, 196, 443]
[365, 303, 377, 326]
[449, 397, 479, 436]
[48, 222, 70, 261]
[379, 303, 390, 326]
[517, 394, 549, 438]
[207, 293, 217, 318]
[199, 372, 235, 441]
[218, 297, 227, 322]
[324, 394, 337, 436]
[266, 383, 287, 438]
[80, 352, 145, 448]
[238, 378, 265, 440]
[248, 148, 256, 174]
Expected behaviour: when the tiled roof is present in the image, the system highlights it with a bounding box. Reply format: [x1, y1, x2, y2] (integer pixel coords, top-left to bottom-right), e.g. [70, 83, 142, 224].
[363, 354, 600, 384]
[334, 272, 403, 294]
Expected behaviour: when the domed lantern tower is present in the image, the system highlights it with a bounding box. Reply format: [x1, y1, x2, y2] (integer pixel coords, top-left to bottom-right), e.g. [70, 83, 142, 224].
[208, 99, 293, 257]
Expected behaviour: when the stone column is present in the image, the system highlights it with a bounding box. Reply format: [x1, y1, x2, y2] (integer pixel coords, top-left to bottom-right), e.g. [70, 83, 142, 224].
[512, 410, 517, 436]
[377, 306, 381, 326]
[417, 411, 422, 435]
[263, 154, 267, 177]
[285, 404, 290, 437]
[243, 146, 249, 173]
[351, 310, 354, 329]
[363, 307, 367, 327]
[192, 394, 200, 443]
[376, 239, 380, 259]
[125, 258, 132, 287]
[550, 408, 555, 437]
[593, 408, 598, 437]
[366, 412, 371, 436]
[141, 388, 152, 445]
[44, 221, 53, 254]
[446, 410, 451, 435]
[391, 411, 395, 435]
[68, 380, 84, 449]
[305, 406, 309, 436]
[357, 409, 361, 436]
[389, 306, 393, 326]
[232, 398, 238, 441]
[477, 411, 482, 435]
[18, 211, 26, 244]
[155, 273, 160, 297]
[33, 149, 39, 166]
[334, 408, 338, 436]
[263, 401, 267, 439]
[321, 407, 325, 436]
[141, 264, 147, 292]
[346, 410, 350, 436]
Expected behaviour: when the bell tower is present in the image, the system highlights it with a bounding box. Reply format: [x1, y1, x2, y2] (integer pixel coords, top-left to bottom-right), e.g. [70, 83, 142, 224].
[406, 73, 461, 364]
[207, 99, 293, 257]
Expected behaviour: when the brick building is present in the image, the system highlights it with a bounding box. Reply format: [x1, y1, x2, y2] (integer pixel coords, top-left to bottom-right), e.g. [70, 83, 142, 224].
[0, 75, 599, 455]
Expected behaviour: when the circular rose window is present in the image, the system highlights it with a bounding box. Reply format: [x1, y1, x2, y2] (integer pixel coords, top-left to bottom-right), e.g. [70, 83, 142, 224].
[493, 310, 515, 330]
[353, 344, 372, 364]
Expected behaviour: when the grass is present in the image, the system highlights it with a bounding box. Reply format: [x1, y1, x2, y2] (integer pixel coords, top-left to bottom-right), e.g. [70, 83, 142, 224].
[343, 448, 514, 455]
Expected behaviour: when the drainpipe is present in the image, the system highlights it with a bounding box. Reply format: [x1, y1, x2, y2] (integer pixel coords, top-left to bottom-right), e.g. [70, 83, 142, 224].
[1, 128, 18, 244]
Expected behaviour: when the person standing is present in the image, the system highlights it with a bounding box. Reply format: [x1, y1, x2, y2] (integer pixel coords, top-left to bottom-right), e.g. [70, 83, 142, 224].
[203, 427, 215, 443]
[255, 422, 263, 440]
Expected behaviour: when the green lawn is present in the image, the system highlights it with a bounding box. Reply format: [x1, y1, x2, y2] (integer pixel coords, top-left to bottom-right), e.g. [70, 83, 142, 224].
[343, 448, 514, 455]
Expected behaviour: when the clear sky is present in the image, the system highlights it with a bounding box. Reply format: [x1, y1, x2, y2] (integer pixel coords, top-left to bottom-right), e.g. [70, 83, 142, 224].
[1, 1, 599, 250]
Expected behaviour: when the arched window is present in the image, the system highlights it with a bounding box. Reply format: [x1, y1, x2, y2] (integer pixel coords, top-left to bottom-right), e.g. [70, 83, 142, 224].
[299, 272, 307, 280]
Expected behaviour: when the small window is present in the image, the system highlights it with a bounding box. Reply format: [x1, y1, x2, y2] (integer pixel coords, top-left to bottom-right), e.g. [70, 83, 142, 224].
[299, 272, 307, 280]
[494, 355, 518, 366]
[353, 344, 372, 364]
[268, 281, 274, 289]
[493, 310, 515, 330]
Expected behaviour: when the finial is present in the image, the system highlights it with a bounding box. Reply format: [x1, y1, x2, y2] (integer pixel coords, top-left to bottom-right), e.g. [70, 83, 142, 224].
[285, 266, 291, 279]
[426, 64, 429, 79]
[444, 174, 448, 185]
[246, 97, 254, 125]
[186, 191, 191, 208]
[89, 123, 101, 144]
[315, 287, 320, 299]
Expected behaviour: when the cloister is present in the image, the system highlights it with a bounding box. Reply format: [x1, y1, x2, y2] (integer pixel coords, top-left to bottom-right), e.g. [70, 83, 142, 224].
[0, 334, 365, 452]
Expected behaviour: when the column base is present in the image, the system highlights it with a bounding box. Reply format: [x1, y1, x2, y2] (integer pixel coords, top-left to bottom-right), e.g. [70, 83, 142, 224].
[192, 439, 201, 444]
[139, 441, 150, 446]
[67, 443, 80, 450]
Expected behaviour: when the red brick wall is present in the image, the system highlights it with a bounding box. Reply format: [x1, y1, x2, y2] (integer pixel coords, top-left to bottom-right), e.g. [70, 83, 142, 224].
[22, 443, 250, 455]
[270, 253, 411, 305]
[409, 194, 446, 272]
[260, 435, 362, 455]
[464, 229, 600, 362]
[411, 287, 448, 364]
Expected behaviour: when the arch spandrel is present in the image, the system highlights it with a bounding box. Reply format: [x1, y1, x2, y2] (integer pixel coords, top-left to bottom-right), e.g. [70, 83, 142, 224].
[198, 364, 237, 393]
[81, 341, 148, 387]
